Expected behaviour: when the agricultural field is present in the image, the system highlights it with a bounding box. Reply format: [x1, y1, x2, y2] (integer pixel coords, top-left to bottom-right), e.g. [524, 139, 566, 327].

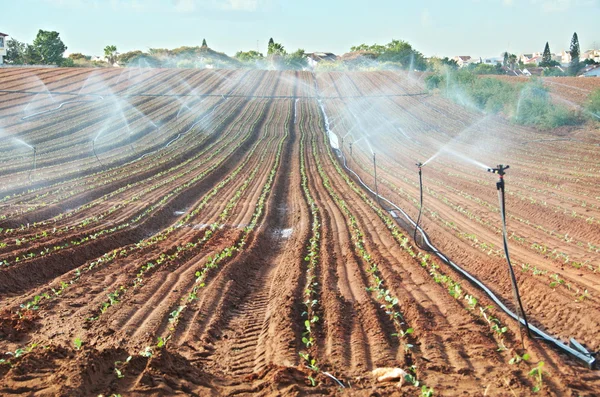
[0, 67, 599, 396]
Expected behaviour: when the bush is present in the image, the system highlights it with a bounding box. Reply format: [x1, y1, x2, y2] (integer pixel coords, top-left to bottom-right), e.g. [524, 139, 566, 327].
[586, 89, 600, 120]
[426, 68, 583, 129]
[514, 82, 582, 128]
[542, 68, 566, 77]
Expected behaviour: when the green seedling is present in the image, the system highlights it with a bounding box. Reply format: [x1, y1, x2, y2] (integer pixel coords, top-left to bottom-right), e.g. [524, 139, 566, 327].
[528, 361, 546, 392]
[464, 294, 478, 310]
[73, 338, 83, 350]
[156, 335, 170, 348]
[509, 352, 530, 365]
[140, 346, 153, 357]
[114, 356, 132, 379]
[421, 385, 434, 397]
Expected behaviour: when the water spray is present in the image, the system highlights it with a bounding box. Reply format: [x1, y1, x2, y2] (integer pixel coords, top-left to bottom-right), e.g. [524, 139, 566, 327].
[373, 153, 380, 206]
[487, 164, 531, 345]
[92, 138, 105, 168]
[27, 146, 37, 181]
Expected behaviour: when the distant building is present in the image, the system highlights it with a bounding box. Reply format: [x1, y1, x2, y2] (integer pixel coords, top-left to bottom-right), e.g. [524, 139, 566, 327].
[452, 55, 472, 67]
[522, 67, 545, 77]
[501, 66, 524, 76]
[0, 32, 8, 64]
[481, 56, 503, 65]
[580, 64, 600, 77]
[559, 50, 572, 65]
[305, 52, 337, 68]
[582, 49, 600, 63]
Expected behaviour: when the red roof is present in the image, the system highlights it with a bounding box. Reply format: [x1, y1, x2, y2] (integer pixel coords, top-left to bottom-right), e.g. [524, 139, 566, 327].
[0, 32, 8, 37]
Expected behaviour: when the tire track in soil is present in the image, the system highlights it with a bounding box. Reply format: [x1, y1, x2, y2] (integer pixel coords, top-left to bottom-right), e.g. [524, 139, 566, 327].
[170, 100, 304, 379]
[302, 101, 400, 374]
[74, 101, 276, 348]
[6, 106, 280, 352]
[310, 96, 538, 394]
[0, 99, 262, 298]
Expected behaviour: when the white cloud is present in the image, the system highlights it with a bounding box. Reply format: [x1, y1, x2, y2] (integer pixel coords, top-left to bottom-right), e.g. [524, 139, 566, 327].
[503, 0, 514, 6]
[421, 9, 433, 28]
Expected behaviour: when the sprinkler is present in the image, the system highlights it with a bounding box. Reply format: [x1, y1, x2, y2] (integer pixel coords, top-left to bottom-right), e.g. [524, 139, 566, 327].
[487, 164, 531, 344]
[349, 141, 353, 156]
[92, 139, 105, 168]
[413, 162, 435, 252]
[28, 146, 37, 181]
[373, 153, 380, 206]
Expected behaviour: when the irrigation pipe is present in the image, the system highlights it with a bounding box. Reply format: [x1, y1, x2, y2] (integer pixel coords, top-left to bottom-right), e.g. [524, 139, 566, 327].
[0, 88, 427, 101]
[21, 95, 105, 121]
[491, 165, 531, 346]
[316, 100, 596, 369]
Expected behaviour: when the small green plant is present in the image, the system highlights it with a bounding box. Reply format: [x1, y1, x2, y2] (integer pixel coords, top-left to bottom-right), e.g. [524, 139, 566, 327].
[114, 356, 132, 379]
[421, 385, 434, 397]
[156, 335, 170, 348]
[464, 294, 477, 310]
[73, 337, 83, 350]
[140, 346, 153, 357]
[509, 352, 530, 365]
[528, 361, 546, 392]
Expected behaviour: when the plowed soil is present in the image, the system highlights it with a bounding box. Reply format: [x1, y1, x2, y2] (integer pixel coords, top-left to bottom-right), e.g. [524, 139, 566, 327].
[0, 68, 599, 396]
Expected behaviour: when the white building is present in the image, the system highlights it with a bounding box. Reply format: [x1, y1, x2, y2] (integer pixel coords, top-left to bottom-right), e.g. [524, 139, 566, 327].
[452, 56, 473, 67]
[0, 32, 8, 64]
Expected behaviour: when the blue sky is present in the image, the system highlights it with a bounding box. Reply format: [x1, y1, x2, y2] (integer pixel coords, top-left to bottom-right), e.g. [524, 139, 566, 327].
[3, 0, 599, 58]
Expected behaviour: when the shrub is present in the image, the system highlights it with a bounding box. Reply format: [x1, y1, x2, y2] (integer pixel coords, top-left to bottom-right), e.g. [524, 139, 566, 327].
[586, 89, 600, 121]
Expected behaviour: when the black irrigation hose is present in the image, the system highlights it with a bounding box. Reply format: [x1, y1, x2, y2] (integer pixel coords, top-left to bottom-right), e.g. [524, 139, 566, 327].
[317, 103, 596, 369]
[496, 172, 532, 346]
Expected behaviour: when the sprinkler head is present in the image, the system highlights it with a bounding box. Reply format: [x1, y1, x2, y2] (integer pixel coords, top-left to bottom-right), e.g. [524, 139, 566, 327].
[487, 164, 509, 176]
[416, 161, 423, 169]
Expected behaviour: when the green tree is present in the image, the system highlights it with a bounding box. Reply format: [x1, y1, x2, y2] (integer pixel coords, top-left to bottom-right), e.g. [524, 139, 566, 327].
[117, 50, 145, 65]
[104, 45, 118, 65]
[541, 42, 551, 65]
[427, 56, 458, 71]
[503, 52, 508, 67]
[61, 57, 75, 67]
[508, 53, 518, 70]
[68, 53, 89, 61]
[268, 40, 285, 56]
[23, 44, 42, 64]
[202, 38, 207, 47]
[235, 50, 264, 62]
[32, 30, 67, 65]
[284, 48, 308, 70]
[5, 38, 26, 64]
[569, 32, 581, 75]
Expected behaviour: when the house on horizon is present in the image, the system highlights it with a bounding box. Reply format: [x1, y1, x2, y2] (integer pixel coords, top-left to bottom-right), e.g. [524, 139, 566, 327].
[582, 49, 600, 63]
[452, 55, 472, 67]
[0, 32, 8, 65]
[305, 52, 337, 68]
[522, 67, 545, 77]
[580, 64, 600, 77]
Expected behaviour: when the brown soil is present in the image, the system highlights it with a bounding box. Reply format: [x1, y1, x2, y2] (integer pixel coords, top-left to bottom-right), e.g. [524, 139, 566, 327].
[0, 68, 598, 396]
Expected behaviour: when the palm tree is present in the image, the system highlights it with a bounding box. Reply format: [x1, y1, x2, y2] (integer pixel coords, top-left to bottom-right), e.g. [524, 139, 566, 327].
[508, 53, 518, 70]
[104, 45, 118, 65]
